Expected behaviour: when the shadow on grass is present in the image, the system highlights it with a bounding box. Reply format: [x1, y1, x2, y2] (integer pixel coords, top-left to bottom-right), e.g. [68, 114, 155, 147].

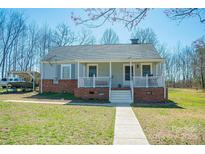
[131, 100, 184, 109]
[65, 102, 113, 107]
[24, 92, 111, 104]
[0, 91, 32, 95]
[23, 92, 78, 100]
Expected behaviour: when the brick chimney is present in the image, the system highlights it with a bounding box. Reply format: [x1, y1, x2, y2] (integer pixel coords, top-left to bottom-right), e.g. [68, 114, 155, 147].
[130, 39, 139, 44]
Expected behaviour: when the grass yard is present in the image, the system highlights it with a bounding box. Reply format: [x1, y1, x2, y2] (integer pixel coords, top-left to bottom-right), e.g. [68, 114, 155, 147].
[0, 102, 115, 144]
[0, 91, 77, 101]
[0, 88, 5, 93]
[132, 88, 205, 145]
[38, 92, 78, 100]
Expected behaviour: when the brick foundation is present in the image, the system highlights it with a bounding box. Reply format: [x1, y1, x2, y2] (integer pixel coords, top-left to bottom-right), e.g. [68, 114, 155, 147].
[41, 79, 77, 93]
[134, 87, 168, 102]
[74, 88, 109, 100]
[41, 79, 168, 102]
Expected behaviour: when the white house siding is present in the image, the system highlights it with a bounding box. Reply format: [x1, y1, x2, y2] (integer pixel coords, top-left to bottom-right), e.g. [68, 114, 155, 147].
[112, 62, 124, 87]
[42, 63, 76, 80]
[42, 62, 161, 82]
[42, 63, 58, 79]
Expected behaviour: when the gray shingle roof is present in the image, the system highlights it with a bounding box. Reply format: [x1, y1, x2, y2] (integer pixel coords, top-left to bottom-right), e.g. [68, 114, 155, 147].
[42, 44, 163, 62]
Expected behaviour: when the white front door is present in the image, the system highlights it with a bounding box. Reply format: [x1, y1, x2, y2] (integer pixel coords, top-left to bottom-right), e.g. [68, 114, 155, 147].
[123, 64, 134, 86]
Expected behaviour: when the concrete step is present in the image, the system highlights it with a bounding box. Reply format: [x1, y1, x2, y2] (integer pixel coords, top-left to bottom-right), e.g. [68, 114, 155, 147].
[111, 92, 131, 95]
[110, 90, 132, 103]
[110, 99, 133, 103]
[111, 95, 131, 98]
[111, 90, 131, 93]
[110, 95, 132, 98]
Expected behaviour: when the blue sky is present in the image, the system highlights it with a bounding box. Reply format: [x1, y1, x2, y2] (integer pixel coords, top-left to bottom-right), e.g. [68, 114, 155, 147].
[16, 8, 205, 49]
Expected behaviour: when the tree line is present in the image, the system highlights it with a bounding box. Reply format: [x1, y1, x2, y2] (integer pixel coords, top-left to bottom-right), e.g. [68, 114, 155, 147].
[0, 9, 204, 89]
[0, 9, 119, 78]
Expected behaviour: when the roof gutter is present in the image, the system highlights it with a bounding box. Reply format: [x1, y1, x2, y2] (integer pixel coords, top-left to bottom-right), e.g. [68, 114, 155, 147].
[41, 58, 165, 64]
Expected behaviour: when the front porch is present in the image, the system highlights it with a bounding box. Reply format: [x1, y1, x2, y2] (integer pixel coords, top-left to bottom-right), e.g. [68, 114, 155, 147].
[77, 61, 165, 88]
[76, 61, 166, 103]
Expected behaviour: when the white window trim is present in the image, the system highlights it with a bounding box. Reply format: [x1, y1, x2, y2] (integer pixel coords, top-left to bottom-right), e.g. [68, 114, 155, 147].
[123, 64, 135, 82]
[61, 64, 72, 79]
[87, 64, 98, 77]
[141, 63, 153, 76]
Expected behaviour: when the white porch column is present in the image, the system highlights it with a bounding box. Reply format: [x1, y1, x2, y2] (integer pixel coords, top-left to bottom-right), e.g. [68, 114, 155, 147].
[109, 61, 112, 79]
[77, 61, 80, 88]
[146, 74, 148, 88]
[40, 62, 43, 93]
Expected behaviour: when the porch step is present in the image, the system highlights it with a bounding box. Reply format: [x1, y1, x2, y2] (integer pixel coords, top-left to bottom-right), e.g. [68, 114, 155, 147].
[110, 90, 132, 103]
[111, 88, 130, 90]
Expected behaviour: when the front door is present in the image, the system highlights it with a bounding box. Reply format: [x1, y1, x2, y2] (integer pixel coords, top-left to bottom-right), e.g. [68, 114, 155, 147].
[123, 65, 134, 86]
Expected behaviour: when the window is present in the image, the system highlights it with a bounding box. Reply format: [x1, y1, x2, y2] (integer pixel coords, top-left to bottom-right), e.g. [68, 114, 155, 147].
[61, 64, 71, 79]
[141, 63, 152, 76]
[14, 78, 19, 82]
[87, 64, 98, 77]
[1, 78, 7, 81]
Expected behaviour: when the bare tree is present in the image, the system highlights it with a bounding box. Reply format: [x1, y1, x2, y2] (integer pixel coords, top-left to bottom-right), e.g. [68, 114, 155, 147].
[101, 28, 119, 44]
[192, 38, 205, 88]
[131, 28, 158, 45]
[23, 24, 39, 71]
[0, 9, 5, 38]
[71, 8, 150, 30]
[52, 23, 76, 47]
[0, 10, 26, 78]
[71, 8, 205, 31]
[77, 29, 96, 45]
[38, 24, 53, 58]
[165, 8, 205, 24]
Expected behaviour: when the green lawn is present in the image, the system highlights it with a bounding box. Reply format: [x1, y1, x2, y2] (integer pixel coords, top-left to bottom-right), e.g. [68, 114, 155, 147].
[0, 88, 4, 93]
[132, 88, 205, 145]
[0, 102, 115, 144]
[38, 92, 78, 100]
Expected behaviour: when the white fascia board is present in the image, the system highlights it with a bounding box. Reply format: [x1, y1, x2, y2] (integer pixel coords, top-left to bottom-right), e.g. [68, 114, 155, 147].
[41, 58, 165, 64]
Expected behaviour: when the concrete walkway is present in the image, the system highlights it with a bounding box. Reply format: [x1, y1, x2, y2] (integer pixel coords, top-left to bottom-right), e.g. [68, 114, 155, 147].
[113, 104, 149, 145]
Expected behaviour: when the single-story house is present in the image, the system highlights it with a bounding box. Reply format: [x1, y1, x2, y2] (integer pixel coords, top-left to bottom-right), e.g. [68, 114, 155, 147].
[40, 39, 168, 103]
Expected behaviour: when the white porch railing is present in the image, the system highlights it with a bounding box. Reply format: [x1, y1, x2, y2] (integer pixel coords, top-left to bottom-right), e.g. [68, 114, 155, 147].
[79, 76, 110, 88]
[79, 76, 164, 88]
[133, 75, 164, 88]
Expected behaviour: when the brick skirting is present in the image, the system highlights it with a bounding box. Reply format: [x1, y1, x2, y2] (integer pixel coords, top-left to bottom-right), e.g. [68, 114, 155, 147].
[134, 87, 168, 102]
[41, 79, 77, 93]
[74, 88, 109, 100]
[41, 79, 167, 102]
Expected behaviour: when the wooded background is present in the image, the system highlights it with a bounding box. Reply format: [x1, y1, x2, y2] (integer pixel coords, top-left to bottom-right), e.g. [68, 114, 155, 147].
[0, 9, 204, 88]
